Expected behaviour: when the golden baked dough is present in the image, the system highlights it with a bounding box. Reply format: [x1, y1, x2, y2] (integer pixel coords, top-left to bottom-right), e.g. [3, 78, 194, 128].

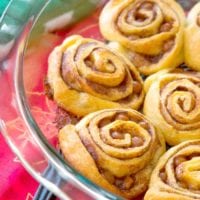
[144, 140, 200, 200]
[99, 0, 185, 75]
[143, 69, 200, 146]
[47, 35, 144, 117]
[59, 108, 165, 199]
[185, 2, 200, 71]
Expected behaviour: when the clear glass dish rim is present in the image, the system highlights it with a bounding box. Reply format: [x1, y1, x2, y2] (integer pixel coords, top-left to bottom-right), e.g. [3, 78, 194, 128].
[13, 0, 121, 200]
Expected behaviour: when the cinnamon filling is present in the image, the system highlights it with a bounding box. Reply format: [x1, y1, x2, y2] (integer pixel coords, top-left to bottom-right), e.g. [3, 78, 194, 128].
[132, 81, 143, 94]
[85, 72, 132, 96]
[160, 21, 173, 32]
[187, 153, 200, 160]
[140, 2, 154, 10]
[178, 96, 195, 113]
[131, 52, 162, 67]
[159, 170, 167, 183]
[139, 121, 149, 129]
[44, 77, 54, 100]
[82, 138, 98, 162]
[115, 176, 135, 190]
[130, 115, 141, 123]
[197, 14, 200, 26]
[130, 37, 174, 67]
[111, 131, 125, 139]
[115, 113, 129, 121]
[163, 39, 175, 52]
[174, 154, 200, 190]
[121, 176, 135, 190]
[101, 169, 135, 190]
[85, 59, 95, 70]
[135, 12, 148, 22]
[134, 2, 155, 22]
[54, 107, 79, 129]
[99, 117, 112, 128]
[174, 156, 187, 168]
[130, 52, 151, 67]
[99, 113, 146, 146]
[131, 136, 143, 147]
[174, 156, 186, 182]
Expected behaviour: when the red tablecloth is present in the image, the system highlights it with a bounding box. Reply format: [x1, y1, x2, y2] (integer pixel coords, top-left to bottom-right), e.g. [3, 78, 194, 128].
[0, 133, 38, 200]
[0, 10, 102, 200]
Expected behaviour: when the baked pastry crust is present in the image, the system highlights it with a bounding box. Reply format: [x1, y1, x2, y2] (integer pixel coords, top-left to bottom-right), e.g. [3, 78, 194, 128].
[59, 108, 165, 199]
[185, 2, 200, 71]
[47, 35, 144, 117]
[100, 0, 185, 75]
[143, 69, 200, 146]
[144, 140, 200, 200]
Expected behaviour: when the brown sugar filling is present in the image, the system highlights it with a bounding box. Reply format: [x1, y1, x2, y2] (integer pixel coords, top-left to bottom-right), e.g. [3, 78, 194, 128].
[197, 14, 200, 26]
[173, 154, 200, 190]
[159, 169, 167, 183]
[159, 21, 173, 33]
[140, 2, 154, 10]
[54, 107, 81, 129]
[131, 136, 143, 147]
[44, 77, 54, 100]
[127, 2, 156, 24]
[115, 113, 130, 121]
[85, 72, 130, 96]
[101, 169, 135, 191]
[98, 112, 147, 147]
[129, 38, 175, 68]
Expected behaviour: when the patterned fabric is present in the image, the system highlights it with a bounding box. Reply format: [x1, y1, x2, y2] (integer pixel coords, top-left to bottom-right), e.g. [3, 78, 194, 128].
[0, 1, 39, 199]
[0, 134, 38, 200]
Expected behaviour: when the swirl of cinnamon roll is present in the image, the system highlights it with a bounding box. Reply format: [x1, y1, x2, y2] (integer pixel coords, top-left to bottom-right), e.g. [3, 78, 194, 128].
[59, 108, 165, 199]
[99, 0, 185, 75]
[143, 69, 200, 146]
[47, 35, 144, 117]
[144, 140, 200, 200]
[185, 2, 200, 71]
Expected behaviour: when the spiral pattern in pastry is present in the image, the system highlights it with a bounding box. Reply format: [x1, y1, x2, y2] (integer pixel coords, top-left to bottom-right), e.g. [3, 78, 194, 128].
[59, 109, 165, 199]
[143, 69, 200, 146]
[99, 0, 185, 75]
[144, 140, 200, 200]
[47, 35, 144, 116]
[185, 2, 200, 71]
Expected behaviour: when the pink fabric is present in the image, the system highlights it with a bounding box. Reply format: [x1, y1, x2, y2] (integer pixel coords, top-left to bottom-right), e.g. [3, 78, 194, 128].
[0, 134, 38, 200]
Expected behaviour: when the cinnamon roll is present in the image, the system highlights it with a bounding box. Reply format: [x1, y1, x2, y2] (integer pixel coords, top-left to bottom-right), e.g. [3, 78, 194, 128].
[144, 140, 200, 200]
[99, 0, 185, 75]
[143, 69, 200, 146]
[59, 108, 165, 199]
[185, 2, 200, 71]
[47, 35, 144, 117]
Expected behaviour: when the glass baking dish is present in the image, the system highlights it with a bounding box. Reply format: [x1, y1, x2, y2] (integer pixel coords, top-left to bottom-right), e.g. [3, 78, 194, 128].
[0, 0, 199, 199]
